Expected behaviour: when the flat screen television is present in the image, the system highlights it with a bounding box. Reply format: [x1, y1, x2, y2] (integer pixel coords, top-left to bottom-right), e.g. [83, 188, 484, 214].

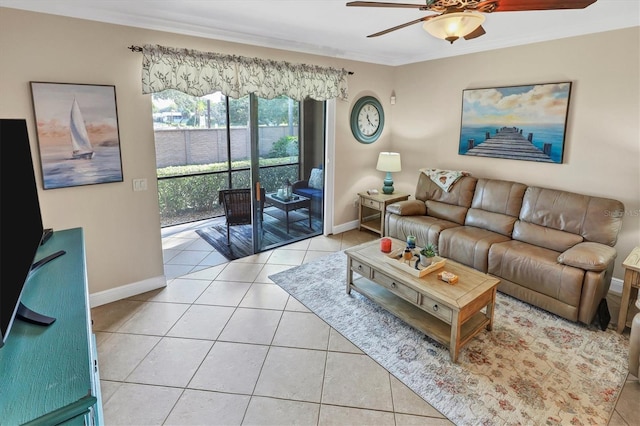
[0, 118, 58, 348]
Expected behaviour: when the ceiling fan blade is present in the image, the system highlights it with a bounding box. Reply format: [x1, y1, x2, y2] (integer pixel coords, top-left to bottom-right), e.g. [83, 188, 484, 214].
[464, 25, 486, 40]
[346, 1, 429, 9]
[367, 15, 434, 37]
[490, 0, 597, 12]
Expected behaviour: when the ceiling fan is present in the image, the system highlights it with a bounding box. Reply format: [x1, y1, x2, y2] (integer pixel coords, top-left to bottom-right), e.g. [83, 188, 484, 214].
[346, 0, 598, 44]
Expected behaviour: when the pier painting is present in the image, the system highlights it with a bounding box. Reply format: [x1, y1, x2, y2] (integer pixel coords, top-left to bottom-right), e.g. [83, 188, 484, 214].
[458, 82, 571, 164]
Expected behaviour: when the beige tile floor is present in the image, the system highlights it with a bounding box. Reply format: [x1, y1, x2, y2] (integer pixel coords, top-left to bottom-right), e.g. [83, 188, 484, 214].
[92, 220, 639, 425]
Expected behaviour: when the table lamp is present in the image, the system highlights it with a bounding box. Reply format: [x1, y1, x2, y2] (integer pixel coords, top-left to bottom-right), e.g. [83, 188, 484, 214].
[376, 152, 401, 194]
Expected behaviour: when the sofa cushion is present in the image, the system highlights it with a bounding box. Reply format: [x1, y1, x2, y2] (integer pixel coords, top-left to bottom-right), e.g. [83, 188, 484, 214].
[471, 179, 527, 217]
[308, 168, 323, 189]
[465, 208, 518, 237]
[512, 221, 584, 253]
[488, 240, 585, 307]
[519, 186, 624, 246]
[439, 226, 511, 272]
[292, 187, 322, 217]
[463, 179, 526, 237]
[294, 187, 322, 200]
[426, 200, 467, 225]
[581, 196, 625, 246]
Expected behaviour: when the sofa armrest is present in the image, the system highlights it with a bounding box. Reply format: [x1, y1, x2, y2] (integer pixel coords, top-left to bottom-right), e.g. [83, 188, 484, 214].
[292, 180, 308, 191]
[558, 242, 617, 272]
[386, 200, 426, 216]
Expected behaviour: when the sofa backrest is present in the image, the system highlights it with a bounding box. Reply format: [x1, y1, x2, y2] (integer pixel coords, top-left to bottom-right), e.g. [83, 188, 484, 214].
[514, 186, 625, 250]
[415, 173, 477, 225]
[465, 179, 527, 237]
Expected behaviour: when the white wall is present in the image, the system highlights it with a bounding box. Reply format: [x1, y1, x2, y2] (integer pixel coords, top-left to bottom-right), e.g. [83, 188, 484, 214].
[0, 7, 394, 300]
[0, 7, 637, 299]
[391, 27, 640, 279]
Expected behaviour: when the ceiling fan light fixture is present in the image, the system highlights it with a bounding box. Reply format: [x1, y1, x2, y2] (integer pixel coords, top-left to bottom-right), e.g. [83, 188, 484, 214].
[422, 11, 485, 44]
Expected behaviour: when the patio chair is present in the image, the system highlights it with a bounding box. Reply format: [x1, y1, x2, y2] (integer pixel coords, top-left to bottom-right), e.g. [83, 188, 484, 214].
[218, 188, 264, 245]
[292, 165, 323, 216]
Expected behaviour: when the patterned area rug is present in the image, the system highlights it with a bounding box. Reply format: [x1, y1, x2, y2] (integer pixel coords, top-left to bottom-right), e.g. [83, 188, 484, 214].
[269, 251, 629, 426]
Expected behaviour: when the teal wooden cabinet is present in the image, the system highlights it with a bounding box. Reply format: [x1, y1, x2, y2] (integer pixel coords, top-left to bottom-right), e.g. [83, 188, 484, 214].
[0, 228, 103, 425]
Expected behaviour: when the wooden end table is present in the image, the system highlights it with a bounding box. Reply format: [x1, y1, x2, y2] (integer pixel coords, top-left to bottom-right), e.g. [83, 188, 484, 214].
[358, 191, 409, 237]
[617, 246, 640, 333]
[345, 237, 500, 362]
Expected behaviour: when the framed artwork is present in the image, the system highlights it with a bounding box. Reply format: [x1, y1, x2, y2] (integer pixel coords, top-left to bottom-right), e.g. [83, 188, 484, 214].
[458, 82, 571, 164]
[30, 82, 123, 189]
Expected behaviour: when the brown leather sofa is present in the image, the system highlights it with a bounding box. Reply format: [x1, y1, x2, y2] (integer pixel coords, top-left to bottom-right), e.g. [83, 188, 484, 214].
[385, 172, 625, 325]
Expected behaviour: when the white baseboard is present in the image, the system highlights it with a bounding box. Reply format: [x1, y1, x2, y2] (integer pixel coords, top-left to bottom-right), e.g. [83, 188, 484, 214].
[332, 220, 359, 235]
[89, 275, 167, 308]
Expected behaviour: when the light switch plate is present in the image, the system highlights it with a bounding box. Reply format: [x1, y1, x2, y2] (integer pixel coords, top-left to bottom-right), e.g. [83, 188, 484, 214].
[133, 178, 147, 191]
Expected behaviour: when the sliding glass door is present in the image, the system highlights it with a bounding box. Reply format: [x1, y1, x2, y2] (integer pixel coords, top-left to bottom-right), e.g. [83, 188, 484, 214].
[251, 95, 324, 253]
[152, 89, 324, 255]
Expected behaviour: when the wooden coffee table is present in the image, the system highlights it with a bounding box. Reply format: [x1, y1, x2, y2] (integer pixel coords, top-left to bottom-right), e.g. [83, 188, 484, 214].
[345, 238, 500, 362]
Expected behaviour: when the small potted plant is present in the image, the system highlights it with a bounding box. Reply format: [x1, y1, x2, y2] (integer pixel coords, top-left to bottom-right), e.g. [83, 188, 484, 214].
[419, 244, 437, 266]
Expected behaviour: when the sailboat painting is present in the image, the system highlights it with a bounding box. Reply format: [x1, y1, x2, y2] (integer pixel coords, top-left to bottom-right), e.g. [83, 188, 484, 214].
[30, 82, 123, 189]
[69, 98, 95, 160]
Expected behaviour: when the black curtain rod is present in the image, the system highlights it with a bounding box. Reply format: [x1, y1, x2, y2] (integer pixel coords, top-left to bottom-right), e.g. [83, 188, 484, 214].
[127, 45, 354, 75]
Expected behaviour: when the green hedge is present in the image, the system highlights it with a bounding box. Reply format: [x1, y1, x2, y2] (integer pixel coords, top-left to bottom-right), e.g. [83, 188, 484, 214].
[157, 159, 299, 217]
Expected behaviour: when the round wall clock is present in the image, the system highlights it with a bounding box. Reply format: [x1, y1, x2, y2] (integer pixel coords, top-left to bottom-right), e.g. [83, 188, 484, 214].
[350, 95, 384, 144]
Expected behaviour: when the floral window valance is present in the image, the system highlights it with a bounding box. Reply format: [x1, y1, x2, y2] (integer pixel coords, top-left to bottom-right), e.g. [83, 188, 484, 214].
[141, 44, 349, 101]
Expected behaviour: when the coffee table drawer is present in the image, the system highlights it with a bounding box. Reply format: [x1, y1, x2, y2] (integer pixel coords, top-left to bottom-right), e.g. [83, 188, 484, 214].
[420, 294, 452, 323]
[351, 260, 371, 278]
[372, 270, 418, 303]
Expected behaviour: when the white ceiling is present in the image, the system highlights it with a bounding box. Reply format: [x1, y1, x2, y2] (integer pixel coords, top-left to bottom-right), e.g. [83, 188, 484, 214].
[1, 0, 638, 66]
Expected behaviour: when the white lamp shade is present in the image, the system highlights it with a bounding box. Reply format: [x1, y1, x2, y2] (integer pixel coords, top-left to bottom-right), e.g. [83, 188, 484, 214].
[376, 152, 402, 172]
[423, 11, 485, 42]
